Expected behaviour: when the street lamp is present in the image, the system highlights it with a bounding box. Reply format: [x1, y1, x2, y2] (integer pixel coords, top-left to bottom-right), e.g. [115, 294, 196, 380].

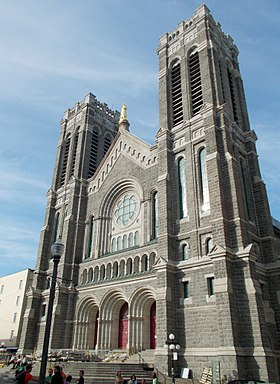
[164, 333, 180, 384]
[38, 239, 64, 384]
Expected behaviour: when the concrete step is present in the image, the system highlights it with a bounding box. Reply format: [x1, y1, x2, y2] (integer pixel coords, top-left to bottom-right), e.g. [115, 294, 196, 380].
[30, 361, 154, 384]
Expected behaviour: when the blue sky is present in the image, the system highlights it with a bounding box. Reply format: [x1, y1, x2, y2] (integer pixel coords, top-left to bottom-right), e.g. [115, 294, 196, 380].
[0, 0, 279, 276]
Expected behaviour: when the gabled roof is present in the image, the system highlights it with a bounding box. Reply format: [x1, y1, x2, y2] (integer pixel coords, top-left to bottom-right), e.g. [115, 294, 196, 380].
[88, 127, 158, 195]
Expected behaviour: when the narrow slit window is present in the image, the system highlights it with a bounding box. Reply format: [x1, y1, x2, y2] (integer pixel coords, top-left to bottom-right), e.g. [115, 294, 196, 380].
[152, 191, 158, 240]
[199, 148, 210, 212]
[178, 158, 188, 218]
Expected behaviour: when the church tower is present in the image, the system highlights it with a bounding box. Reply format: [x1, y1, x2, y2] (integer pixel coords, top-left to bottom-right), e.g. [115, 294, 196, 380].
[19, 94, 120, 351]
[156, 4, 279, 380]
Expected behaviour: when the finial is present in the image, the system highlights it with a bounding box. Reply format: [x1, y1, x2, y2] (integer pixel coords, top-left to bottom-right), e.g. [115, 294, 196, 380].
[119, 104, 127, 123]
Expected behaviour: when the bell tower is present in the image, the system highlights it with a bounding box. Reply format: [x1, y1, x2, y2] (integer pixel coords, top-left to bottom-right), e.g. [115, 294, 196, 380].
[19, 94, 120, 352]
[156, 4, 279, 380]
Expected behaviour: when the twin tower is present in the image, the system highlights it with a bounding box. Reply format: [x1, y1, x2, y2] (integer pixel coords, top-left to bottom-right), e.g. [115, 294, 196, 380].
[19, 5, 280, 381]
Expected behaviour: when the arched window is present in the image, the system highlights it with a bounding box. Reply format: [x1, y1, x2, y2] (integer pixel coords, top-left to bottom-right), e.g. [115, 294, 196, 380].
[128, 233, 134, 248]
[70, 131, 79, 177]
[82, 269, 87, 284]
[189, 50, 203, 116]
[100, 265, 105, 280]
[123, 235, 128, 249]
[117, 236, 122, 251]
[106, 264, 112, 280]
[60, 135, 71, 186]
[88, 130, 99, 178]
[86, 216, 94, 259]
[53, 213, 60, 243]
[94, 266, 99, 281]
[178, 158, 188, 218]
[127, 259, 133, 275]
[142, 255, 148, 272]
[199, 148, 210, 212]
[88, 268, 93, 282]
[151, 191, 158, 240]
[134, 231, 140, 246]
[171, 60, 183, 126]
[182, 244, 189, 261]
[206, 237, 213, 255]
[112, 238, 116, 252]
[113, 261, 118, 278]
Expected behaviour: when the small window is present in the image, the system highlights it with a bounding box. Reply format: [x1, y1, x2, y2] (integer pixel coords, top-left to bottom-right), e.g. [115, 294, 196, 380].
[13, 313, 17, 323]
[0, 285, 4, 294]
[206, 237, 213, 254]
[183, 281, 190, 298]
[19, 280, 23, 290]
[10, 330, 14, 340]
[42, 304, 46, 317]
[182, 244, 189, 261]
[207, 277, 215, 296]
[16, 296, 20, 306]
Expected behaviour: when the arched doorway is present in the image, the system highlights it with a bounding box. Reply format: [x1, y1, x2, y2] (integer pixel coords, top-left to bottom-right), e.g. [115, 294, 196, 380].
[118, 303, 128, 349]
[150, 301, 156, 349]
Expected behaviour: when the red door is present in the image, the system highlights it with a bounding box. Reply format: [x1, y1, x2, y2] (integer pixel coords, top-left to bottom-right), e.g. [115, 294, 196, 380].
[118, 303, 128, 349]
[150, 302, 156, 349]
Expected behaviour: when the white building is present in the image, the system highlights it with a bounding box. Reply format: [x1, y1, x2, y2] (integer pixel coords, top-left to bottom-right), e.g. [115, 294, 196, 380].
[0, 269, 34, 347]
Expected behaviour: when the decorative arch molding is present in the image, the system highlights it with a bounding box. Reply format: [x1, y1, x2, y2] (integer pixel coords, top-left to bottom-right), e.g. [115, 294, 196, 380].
[73, 295, 100, 350]
[100, 178, 144, 218]
[96, 178, 144, 256]
[129, 286, 157, 352]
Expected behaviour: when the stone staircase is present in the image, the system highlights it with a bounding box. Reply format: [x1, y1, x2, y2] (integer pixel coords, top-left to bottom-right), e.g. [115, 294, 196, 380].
[30, 360, 154, 384]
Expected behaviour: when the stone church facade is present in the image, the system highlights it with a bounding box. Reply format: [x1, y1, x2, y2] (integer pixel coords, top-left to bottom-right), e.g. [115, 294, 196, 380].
[19, 5, 280, 381]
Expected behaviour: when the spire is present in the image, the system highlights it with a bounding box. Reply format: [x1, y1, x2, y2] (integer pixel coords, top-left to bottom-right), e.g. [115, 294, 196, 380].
[118, 103, 130, 131]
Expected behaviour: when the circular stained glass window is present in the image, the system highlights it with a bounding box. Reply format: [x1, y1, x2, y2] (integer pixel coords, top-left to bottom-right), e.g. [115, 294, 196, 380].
[114, 194, 139, 226]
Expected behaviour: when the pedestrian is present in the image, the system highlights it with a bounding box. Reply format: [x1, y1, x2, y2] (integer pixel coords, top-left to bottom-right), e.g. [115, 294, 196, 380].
[17, 364, 33, 384]
[128, 374, 137, 384]
[66, 375, 73, 383]
[115, 370, 123, 384]
[75, 370, 85, 384]
[45, 368, 54, 384]
[15, 362, 26, 383]
[51, 365, 64, 384]
[141, 380, 146, 384]
[152, 372, 158, 384]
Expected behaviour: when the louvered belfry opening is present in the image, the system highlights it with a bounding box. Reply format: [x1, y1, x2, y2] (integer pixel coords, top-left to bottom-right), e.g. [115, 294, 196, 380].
[60, 136, 71, 186]
[171, 60, 183, 126]
[227, 69, 238, 123]
[70, 133, 79, 177]
[103, 135, 111, 155]
[88, 130, 99, 178]
[189, 50, 203, 116]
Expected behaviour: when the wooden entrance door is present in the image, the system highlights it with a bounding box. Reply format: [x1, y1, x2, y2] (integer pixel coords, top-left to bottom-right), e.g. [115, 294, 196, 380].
[118, 303, 128, 349]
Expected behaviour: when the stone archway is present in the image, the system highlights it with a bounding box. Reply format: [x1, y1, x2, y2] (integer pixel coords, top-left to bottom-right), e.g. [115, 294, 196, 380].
[74, 296, 99, 350]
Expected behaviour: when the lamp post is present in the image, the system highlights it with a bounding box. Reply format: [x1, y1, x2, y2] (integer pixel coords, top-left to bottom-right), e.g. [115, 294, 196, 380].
[164, 333, 180, 384]
[38, 239, 64, 384]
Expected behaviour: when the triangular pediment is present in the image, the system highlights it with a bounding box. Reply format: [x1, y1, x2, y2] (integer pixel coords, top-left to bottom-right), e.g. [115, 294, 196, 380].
[88, 129, 158, 194]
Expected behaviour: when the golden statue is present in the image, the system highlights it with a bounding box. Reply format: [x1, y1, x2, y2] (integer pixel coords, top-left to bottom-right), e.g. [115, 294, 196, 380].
[119, 103, 127, 122]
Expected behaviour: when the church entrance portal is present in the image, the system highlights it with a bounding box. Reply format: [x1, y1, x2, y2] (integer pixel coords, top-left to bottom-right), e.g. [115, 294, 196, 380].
[118, 303, 128, 349]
